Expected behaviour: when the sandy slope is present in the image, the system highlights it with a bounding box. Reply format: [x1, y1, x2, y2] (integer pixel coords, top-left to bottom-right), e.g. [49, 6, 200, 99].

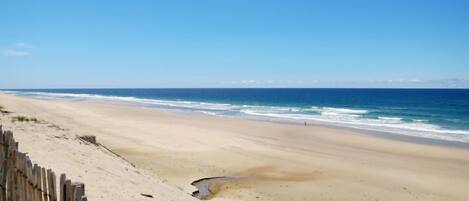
[1, 93, 469, 201]
[0, 94, 198, 201]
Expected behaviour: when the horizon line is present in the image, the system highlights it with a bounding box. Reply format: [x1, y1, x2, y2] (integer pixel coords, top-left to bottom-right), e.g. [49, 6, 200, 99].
[2, 87, 469, 90]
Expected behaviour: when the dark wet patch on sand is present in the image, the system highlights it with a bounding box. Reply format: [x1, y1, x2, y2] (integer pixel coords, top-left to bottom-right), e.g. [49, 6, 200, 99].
[191, 176, 241, 199]
[191, 166, 324, 200]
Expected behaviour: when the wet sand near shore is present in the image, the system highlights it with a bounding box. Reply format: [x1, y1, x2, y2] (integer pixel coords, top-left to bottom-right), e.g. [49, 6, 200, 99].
[1, 93, 469, 201]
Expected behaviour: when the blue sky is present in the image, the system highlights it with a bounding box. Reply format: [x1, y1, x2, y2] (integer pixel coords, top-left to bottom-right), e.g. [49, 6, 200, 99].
[1, 0, 468, 88]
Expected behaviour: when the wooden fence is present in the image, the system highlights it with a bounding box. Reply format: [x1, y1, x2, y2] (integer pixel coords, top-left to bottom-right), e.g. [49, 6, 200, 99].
[0, 126, 88, 201]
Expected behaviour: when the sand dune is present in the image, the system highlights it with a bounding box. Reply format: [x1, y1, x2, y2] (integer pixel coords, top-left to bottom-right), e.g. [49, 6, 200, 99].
[0, 94, 198, 201]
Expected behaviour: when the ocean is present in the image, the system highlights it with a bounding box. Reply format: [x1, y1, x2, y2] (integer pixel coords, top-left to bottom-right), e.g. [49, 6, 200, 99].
[3, 88, 469, 143]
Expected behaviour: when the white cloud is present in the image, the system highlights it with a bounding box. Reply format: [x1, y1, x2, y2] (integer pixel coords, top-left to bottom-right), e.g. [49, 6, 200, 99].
[346, 78, 469, 88]
[241, 80, 256, 84]
[220, 78, 468, 88]
[14, 42, 33, 48]
[1, 49, 31, 57]
[1, 42, 34, 57]
[219, 79, 319, 87]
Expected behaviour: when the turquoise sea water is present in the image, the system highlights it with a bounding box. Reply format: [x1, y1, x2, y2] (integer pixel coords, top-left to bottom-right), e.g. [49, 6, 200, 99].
[3, 88, 469, 142]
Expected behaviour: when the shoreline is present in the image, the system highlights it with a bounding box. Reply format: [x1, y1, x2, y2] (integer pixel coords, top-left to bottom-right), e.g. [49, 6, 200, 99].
[1, 93, 469, 201]
[7, 92, 469, 149]
[3, 89, 468, 144]
[180, 110, 469, 150]
[212, 113, 469, 149]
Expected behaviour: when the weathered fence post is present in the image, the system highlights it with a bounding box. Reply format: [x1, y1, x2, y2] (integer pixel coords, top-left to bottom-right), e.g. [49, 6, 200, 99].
[41, 167, 48, 201]
[47, 169, 57, 201]
[60, 174, 66, 201]
[27, 159, 33, 201]
[65, 179, 72, 201]
[1, 130, 11, 201]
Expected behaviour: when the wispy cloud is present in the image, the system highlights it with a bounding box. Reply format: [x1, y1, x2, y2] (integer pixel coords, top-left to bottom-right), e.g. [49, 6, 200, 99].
[240, 80, 257, 84]
[1, 42, 33, 57]
[220, 79, 318, 87]
[218, 78, 469, 88]
[14, 42, 33, 48]
[1, 49, 31, 57]
[376, 78, 469, 87]
[338, 78, 469, 88]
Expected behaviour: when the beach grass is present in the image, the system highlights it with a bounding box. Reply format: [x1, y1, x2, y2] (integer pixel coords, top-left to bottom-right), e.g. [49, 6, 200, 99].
[11, 116, 39, 123]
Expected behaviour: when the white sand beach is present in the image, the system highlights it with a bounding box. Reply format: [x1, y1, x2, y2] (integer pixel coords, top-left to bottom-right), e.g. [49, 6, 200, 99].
[1, 93, 469, 201]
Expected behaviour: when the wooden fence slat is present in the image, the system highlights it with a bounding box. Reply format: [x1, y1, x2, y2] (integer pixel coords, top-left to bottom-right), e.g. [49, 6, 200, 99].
[6, 148, 13, 201]
[77, 183, 84, 198]
[32, 164, 37, 201]
[6, 132, 13, 201]
[9, 149, 18, 201]
[23, 155, 27, 201]
[16, 153, 24, 201]
[5, 148, 14, 201]
[4, 130, 8, 201]
[9, 134, 14, 201]
[41, 167, 48, 201]
[4, 132, 8, 201]
[1, 131, 11, 201]
[22, 155, 28, 201]
[47, 170, 57, 201]
[32, 165, 36, 201]
[21, 157, 25, 201]
[31, 164, 36, 201]
[23, 159, 27, 201]
[26, 159, 33, 201]
[35, 165, 42, 201]
[78, 183, 84, 201]
[51, 171, 57, 201]
[65, 180, 71, 201]
[71, 184, 76, 201]
[59, 174, 65, 201]
[8, 135, 17, 201]
[13, 151, 19, 201]
[13, 153, 18, 201]
[72, 183, 84, 201]
[46, 170, 52, 201]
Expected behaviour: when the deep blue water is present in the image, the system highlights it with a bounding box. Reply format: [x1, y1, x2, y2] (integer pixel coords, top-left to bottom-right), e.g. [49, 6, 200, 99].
[3, 88, 469, 142]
